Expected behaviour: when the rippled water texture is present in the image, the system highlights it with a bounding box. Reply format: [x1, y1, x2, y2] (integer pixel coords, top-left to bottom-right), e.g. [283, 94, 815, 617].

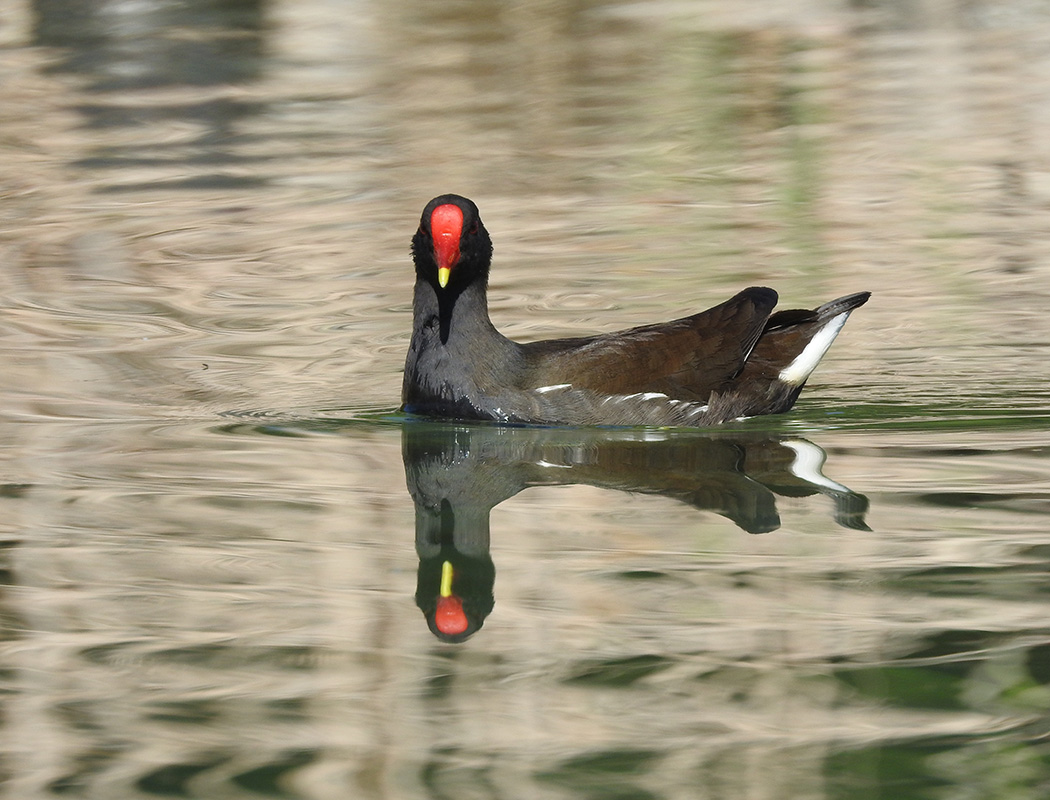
[3, 0, 1050, 798]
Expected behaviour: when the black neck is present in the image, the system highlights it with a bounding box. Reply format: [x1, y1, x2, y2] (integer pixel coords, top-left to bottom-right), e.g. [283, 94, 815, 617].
[405, 277, 523, 411]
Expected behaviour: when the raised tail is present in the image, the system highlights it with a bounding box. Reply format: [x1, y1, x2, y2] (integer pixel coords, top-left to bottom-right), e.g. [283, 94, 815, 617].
[775, 291, 871, 386]
[708, 291, 870, 421]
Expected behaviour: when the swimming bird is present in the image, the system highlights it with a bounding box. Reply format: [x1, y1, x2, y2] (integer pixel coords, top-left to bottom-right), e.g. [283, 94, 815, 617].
[402, 194, 869, 427]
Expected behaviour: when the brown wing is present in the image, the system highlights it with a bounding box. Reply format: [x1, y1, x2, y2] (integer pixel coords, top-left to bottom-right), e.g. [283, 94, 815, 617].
[519, 287, 778, 400]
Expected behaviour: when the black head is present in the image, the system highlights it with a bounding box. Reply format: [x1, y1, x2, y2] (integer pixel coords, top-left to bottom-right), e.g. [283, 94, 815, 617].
[411, 194, 493, 294]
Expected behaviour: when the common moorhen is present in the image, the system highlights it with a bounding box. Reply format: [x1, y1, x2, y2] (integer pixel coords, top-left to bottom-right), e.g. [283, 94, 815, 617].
[403, 194, 870, 427]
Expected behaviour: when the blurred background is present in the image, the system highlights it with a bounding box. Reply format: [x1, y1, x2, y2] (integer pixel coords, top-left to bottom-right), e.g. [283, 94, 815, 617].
[2, 1, 1050, 798]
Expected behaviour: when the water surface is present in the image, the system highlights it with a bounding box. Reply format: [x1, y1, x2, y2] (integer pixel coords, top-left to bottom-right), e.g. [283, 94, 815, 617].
[2, 0, 1050, 797]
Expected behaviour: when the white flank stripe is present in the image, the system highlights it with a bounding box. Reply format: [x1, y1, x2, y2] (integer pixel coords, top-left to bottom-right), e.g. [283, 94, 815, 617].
[614, 391, 670, 402]
[777, 312, 850, 385]
[534, 383, 571, 393]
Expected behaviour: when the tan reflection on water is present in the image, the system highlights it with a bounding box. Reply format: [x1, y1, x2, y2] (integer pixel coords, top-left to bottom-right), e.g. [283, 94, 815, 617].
[2, 0, 1050, 797]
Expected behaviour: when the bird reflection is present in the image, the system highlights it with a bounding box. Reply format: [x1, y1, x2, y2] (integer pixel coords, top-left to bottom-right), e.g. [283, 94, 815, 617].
[403, 421, 869, 643]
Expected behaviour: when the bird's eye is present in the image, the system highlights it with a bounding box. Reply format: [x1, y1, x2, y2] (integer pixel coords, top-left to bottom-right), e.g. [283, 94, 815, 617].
[469, 220, 479, 234]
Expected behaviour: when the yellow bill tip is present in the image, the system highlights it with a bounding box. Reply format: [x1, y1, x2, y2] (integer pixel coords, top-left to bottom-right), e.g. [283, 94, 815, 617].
[437, 266, 450, 289]
[440, 560, 454, 597]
